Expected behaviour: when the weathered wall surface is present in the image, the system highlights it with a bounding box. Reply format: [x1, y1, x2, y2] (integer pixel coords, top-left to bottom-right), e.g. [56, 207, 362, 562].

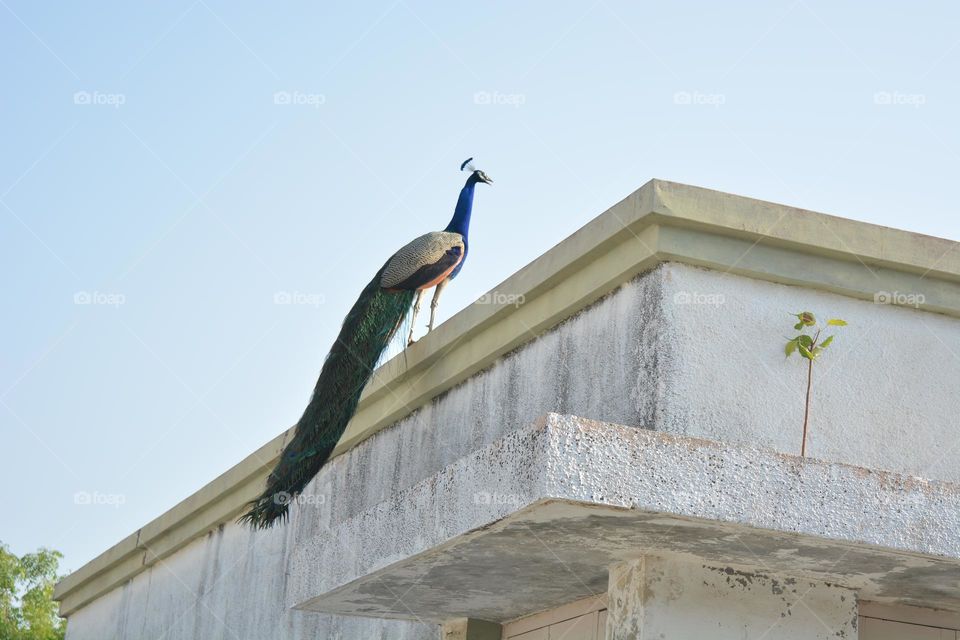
[65, 261, 960, 638]
[606, 556, 858, 640]
[657, 263, 960, 481]
[63, 521, 436, 640]
[65, 267, 667, 640]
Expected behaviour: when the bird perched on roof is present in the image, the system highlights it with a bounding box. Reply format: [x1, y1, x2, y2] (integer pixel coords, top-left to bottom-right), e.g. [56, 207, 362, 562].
[240, 158, 492, 528]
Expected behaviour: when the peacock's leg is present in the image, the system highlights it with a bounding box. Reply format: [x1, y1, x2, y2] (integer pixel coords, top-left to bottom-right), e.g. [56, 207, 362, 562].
[407, 289, 424, 346]
[428, 278, 449, 332]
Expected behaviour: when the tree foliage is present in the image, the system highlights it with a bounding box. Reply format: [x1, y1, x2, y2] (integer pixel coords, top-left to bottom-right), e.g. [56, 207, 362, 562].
[0, 542, 64, 640]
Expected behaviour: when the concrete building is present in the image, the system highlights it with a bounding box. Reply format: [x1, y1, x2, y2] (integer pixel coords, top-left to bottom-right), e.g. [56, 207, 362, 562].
[54, 180, 960, 639]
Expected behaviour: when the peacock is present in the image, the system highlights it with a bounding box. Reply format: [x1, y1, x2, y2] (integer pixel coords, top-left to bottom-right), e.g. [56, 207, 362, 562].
[239, 158, 492, 528]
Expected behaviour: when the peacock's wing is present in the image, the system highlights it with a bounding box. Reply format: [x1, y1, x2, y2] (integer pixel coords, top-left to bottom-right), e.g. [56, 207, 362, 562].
[380, 231, 465, 290]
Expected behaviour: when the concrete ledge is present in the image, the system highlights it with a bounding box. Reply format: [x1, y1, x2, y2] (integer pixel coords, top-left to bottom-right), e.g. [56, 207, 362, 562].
[55, 180, 960, 616]
[290, 414, 960, 621]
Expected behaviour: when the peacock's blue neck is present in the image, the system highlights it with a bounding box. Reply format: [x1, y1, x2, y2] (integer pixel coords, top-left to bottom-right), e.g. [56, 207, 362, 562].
[445, 179, 475, 238]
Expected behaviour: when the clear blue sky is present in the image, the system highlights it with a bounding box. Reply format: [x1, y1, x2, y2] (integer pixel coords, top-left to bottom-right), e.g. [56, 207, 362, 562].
[2, 1, 958, 574]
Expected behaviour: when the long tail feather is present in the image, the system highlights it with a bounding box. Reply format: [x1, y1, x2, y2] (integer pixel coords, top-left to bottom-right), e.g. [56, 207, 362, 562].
[239, 266, 415, 528]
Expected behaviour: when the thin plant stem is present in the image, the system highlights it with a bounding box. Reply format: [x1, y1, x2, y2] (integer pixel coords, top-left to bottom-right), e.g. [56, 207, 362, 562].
[800, 328, 820, 457]
[801, 358, 812, 456]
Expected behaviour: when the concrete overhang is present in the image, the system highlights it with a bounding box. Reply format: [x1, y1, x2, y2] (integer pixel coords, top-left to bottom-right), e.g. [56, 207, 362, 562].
[55, 180, 960, 617]
[290, 414, 960, 622]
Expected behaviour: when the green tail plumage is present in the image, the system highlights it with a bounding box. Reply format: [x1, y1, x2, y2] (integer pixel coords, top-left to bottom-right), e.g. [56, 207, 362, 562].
[239, 265, 415, 528]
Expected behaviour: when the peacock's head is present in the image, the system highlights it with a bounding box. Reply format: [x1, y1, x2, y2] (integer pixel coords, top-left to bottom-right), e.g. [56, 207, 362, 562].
[461, 157, 493, 185]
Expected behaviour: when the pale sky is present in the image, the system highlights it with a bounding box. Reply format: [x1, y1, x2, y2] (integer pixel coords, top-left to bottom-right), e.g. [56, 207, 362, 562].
[2, 1, 959, 574]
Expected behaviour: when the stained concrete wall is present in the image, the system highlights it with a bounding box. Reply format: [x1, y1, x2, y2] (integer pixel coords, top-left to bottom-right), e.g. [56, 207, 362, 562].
[62, 521, 436, 640]
[64, 262, 960, 639]
[606, 556, 858, 640]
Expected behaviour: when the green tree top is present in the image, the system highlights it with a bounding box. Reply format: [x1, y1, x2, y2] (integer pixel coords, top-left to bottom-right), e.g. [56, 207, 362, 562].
[0, 542, 65, 640]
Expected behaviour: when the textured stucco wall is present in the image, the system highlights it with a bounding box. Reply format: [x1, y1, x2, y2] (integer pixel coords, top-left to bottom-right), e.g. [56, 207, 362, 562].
[64, 262, 960, 639]
[290, 413, 960, 621]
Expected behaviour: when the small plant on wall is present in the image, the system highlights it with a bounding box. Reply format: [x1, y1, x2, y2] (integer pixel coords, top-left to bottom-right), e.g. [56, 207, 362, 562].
[785, 312, 847, 457]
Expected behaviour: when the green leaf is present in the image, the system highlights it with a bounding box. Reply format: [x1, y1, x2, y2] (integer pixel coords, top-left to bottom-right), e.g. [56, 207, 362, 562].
[820, 335, 834, 349]
[827, 318, 847, 326]
[797, 334, 813, 348]
[785, 339, 798, 357]
[794, 322, 804, 330]
[798, 343, 814, 360]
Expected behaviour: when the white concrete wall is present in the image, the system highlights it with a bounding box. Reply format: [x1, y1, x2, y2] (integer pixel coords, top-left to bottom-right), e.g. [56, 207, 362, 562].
[65, 262, 960, 638]
[658, 263, 960, 481]
[64, 522, 436, 640]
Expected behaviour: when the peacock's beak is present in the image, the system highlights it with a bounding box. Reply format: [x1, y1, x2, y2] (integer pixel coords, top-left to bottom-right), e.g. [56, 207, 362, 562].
[479, 173, 493, 185]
